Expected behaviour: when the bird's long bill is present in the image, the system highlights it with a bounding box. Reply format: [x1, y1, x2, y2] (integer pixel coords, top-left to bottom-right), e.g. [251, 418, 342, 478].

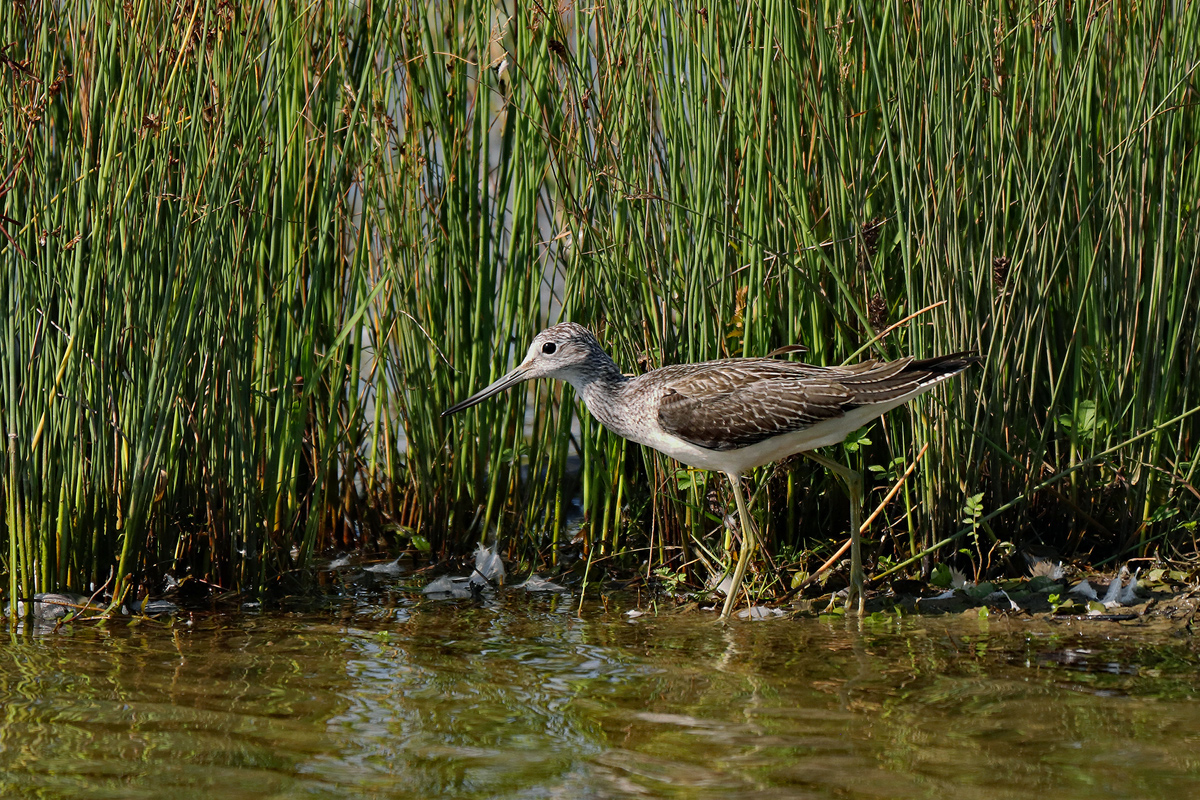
[441, 362, 532, 417]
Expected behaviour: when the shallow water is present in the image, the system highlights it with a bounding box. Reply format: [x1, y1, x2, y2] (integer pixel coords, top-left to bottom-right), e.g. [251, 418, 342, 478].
[2, 594, 1199, 799]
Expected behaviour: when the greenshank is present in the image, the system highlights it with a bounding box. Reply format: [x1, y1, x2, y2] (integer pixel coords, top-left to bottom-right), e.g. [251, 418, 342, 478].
[443, 323, 974, 620]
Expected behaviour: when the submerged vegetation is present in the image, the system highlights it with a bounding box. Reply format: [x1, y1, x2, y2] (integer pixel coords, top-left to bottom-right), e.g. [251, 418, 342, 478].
[1, 0, 1198, 610]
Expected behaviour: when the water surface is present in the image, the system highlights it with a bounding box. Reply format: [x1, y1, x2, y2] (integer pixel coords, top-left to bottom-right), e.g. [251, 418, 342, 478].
[2, 595, 1198, 799]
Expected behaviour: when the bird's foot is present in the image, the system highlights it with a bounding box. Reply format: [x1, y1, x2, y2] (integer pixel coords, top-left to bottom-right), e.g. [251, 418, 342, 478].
[822, 593, 839, 614]
[821, 573, 867, 615]
[843, 589, 865, 616]
[846, 571, 866, 616]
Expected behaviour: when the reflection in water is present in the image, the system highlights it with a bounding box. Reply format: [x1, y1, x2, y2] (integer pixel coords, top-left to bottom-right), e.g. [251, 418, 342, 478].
[1, 596, 1199, 799]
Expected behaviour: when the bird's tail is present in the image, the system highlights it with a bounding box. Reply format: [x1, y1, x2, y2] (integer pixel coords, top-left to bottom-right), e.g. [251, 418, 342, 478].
[837, 350, 978, 408]
[906, 351, 980, 381]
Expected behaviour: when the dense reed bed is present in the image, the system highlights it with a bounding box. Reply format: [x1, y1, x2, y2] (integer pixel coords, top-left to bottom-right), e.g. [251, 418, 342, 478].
[1, 0, 1197, 610]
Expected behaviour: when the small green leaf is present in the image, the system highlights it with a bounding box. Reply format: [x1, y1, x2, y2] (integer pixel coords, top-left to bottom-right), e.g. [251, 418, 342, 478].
[1029, 576, 1060, 592]
[675, 468, 696, 491]
[1149, 505, 1179, 523]
[960, 492, 984, 525]
[964, 582, 994, 600]
[841, 426, 874, 453]
[1058, 400, 1104, 436]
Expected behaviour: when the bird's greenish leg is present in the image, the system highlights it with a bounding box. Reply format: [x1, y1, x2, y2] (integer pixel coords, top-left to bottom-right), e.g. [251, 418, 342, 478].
[804, 452, 866, 615]
[719, 473, 756, 622]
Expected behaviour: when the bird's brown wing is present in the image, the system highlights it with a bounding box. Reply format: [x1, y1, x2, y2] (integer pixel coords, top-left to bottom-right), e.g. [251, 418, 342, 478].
[653, 354, 974, 452]
[655, 365, 854, 451]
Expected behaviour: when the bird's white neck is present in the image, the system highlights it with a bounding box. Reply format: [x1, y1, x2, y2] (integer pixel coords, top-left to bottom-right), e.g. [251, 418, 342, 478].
[564, 355, 633, 437]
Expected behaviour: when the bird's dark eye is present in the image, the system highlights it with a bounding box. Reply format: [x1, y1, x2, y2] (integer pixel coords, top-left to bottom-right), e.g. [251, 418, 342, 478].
[542, 342, 557, 355]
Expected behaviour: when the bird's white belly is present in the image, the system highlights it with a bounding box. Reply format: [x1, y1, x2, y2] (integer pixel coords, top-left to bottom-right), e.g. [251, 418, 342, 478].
[621, 393, 925, 476]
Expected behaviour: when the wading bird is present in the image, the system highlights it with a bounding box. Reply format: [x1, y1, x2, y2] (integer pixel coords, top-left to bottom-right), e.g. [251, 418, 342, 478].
[443, 323, 974, 620]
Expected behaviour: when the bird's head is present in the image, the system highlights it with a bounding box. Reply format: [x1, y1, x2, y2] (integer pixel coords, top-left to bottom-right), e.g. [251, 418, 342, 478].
[442, 323, 610, 416]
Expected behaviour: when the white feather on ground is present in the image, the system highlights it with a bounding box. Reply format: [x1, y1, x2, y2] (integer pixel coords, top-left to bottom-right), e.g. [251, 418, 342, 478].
[1070, 566, 1141, 608]
[1100, 567, 1126, 605]
[1070, 579, 1099, 600]
[737, 606, 784, 620]
[1112, 567, 1140, 607]
[518, 575, 567, 592]
[709, 571, 736, 597]
[950, 567, 971, 590]
[985, 590, 1020, 610]
[421, 575, 475, 598]
[365, 557, 404, 576]
[473, 541, 506, 585]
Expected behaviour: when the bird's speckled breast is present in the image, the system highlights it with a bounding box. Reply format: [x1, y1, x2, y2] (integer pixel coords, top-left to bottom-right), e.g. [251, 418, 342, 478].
[577, 373, 736, 473]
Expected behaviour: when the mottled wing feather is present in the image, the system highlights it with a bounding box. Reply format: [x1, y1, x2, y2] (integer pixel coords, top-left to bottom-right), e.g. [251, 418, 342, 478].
[655, 353, 977, 452]
[657, 372, 852, 451]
